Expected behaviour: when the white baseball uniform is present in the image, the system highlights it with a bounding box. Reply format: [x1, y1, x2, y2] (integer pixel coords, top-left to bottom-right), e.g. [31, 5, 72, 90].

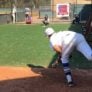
[50, 30, 92, 64]
[12, 5, 17, 23]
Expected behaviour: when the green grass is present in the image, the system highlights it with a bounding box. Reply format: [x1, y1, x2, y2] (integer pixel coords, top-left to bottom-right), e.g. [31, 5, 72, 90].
[0, 24, 53, 67]
[0, 23, 92, 69]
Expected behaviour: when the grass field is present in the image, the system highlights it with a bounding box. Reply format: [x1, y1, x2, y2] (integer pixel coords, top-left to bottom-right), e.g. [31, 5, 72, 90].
[0, 23, 92, 69]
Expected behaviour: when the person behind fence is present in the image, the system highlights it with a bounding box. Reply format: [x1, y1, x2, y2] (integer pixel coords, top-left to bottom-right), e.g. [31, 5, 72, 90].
[25, 14, 32, 24]
[44, 27, 92, 87]
[12, 4, 17, 23]
[72, 14, 80, 24]
[25, 7, 32, 24]
[42, 14, 49, 26]
[25, 7, 31, 18]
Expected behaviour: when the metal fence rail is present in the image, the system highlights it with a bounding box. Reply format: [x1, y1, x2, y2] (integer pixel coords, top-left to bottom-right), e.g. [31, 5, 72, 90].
[0, 4, 91, 24]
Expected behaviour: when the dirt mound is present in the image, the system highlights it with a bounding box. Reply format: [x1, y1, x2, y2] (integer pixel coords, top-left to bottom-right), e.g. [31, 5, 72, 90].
[0, 66, 92, 92]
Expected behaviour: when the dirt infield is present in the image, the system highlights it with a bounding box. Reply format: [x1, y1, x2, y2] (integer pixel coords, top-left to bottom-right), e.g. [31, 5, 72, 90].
[0, 66, 92, 92]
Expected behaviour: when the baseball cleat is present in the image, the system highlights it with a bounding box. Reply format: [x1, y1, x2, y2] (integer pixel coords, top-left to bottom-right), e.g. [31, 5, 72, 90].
[67, 81, 75, 87]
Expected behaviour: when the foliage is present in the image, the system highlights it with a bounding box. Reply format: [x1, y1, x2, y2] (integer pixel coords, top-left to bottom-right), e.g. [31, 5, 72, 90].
[0, 0, 50, 8]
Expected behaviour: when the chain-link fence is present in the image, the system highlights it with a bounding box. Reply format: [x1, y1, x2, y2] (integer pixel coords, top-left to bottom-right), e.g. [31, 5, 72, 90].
[39, 4, 92, 21]
[0, 0, 50, 24]
[0, 0, 91, 24]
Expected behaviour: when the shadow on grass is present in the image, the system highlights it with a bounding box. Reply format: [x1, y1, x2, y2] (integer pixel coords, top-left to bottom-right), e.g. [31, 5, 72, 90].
[47, 53, 62, 68]
[27, 64, 44, 68]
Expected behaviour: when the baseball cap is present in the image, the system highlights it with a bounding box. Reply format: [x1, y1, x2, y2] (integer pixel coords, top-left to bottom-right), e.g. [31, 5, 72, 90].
[45, 27, 55, 36]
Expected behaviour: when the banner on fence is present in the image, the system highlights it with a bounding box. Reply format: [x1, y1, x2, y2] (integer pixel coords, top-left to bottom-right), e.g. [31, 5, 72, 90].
[56, 3, 70, 18]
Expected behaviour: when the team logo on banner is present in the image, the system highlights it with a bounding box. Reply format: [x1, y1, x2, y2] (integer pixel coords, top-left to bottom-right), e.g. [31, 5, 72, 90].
[56, 3, 70, 18]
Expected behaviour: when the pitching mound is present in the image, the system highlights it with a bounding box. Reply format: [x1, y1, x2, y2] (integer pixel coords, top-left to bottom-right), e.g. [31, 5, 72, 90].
[0, 66, 92, 92]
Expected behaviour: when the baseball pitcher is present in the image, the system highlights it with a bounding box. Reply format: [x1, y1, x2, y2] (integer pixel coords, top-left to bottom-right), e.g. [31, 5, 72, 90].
[45, 27, 92, 87]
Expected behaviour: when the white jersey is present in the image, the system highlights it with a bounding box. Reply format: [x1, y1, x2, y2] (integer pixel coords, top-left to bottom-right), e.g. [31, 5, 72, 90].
[12, 6, 17, 14]
[50, 31, 76, 50]
[49, 30, 92, 63]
